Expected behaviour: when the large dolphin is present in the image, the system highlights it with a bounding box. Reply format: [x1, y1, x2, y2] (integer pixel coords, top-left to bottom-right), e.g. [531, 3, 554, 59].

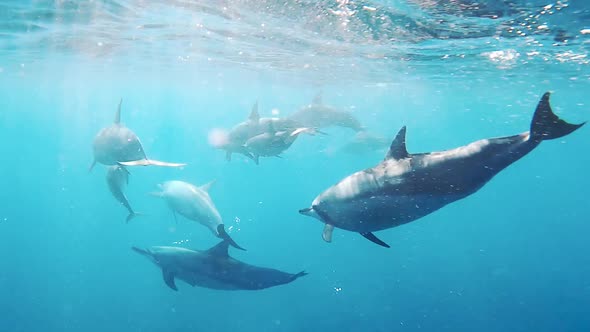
[90, 99, 186, 171]
[287, 94, 364, 132]
[132, 241, 307, 291]
[299, 92, 584, 248]
[106, 165, 139, 222]
[152, 180, 245, 250]
[219, 102, 302, 162]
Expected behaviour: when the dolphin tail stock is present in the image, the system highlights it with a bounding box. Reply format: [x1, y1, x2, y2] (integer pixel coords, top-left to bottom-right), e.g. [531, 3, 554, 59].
[216, 224, 246, 251]
[118, 159, 187, 168]
[530, 92, 585, 142]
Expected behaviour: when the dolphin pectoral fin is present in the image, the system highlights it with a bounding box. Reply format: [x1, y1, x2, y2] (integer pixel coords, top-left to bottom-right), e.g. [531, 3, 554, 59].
[385, 126, 409, 160]
[360, 232, 391, 248]
[217, 224, 246, 251]
[322, 224, 334, 242]
[172, 210, 178, 224]
[162, 270, 178, 291]
[253, 154, 260, 165]
[225, 151, 232, 162]
[88, 160, 96, 173]
[118, 159, 186, 167]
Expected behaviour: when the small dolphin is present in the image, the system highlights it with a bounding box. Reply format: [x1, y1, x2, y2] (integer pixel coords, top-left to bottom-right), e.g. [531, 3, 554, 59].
[106, 165, 140, 222]
[300, 92, 584, 248]
[152, 180, 245, 250]
[90, 99, 186, 171]
[287, 94, 364, 132]
[244, 122, 319, 164]
[132, 241, 307, 291]
[220, 101, 302, 162]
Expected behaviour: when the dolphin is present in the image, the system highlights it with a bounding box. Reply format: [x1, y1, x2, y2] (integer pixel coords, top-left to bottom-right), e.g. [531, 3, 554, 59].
[220, 101, 302, 162]
[338, 130, 390, 154]
[152, 180, 245, 250]
[244, 122, 320, 164]
[106, 165, 140, 222]
[90, 99, 186, 171]
[131, 241, 307, 291]
[299, 92, 585, 248]
[287, 94, 364, 132]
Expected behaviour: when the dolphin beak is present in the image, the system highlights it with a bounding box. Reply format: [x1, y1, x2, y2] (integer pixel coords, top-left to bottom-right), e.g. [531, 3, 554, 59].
[131, 246, 150, 257]
[299, 207, 313, 216]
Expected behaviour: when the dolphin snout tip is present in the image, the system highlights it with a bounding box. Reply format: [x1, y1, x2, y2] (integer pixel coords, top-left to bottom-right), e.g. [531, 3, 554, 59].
[298, 207, 312, 215]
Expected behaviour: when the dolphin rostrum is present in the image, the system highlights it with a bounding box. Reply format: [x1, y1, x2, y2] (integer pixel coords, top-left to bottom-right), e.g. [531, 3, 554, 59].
[90, 99, 186, 171]
[299, 92, 585, 248]
[287, 93, 364, 132]
[106, 165, 140, 222]
[132, 241, 307, 291]
[152, 180, 245, 250]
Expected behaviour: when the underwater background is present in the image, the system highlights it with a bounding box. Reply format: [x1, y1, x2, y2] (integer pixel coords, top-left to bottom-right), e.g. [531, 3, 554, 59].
[1, 1, 589, 331]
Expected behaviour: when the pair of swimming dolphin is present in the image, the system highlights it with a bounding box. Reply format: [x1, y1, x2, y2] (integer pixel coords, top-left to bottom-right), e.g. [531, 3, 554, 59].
[220, 95, 363, 163]
[299, 92, 585, 248]
[132, 240, 307, 291]
[92, 100, 186, 222]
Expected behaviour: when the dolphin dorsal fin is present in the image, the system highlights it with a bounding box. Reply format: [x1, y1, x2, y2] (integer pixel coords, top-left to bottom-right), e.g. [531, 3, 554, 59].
[385, 126, 409, 160]
[249, 101, 260, 122]
[199, 180, 216, 192]
[312, 92, 323, 105]
[206, 241, 230, 257]
[114, 98, 123, 124]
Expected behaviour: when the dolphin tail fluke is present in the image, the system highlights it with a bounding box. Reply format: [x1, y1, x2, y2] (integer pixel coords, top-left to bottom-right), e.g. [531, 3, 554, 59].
[126, 212, 145, 223]
[233, 146, 256, 163]
[292, 271, 308, 281]
[530, 92, 585, 142]
[119, 159, 186, 168]
[360, 232, 391, 248]
[217, 224, 246, 251]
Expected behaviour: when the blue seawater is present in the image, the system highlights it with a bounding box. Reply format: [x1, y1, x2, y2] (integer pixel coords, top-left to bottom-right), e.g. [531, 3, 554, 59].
[1, 1, 589, 331]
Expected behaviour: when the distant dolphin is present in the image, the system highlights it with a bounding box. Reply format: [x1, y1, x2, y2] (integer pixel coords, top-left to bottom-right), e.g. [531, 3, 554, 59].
[338, 130, 390, 154]
[152, 180, 245, 250]
[90, 99, 186, 171]
[287, 94, 364, 132]
[132, 241, 307, 291]
[220, 102, 301, 162]
[300, 92, 585, 248]
[106, 165, 139, 222]
[244, 122, 320, 164]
